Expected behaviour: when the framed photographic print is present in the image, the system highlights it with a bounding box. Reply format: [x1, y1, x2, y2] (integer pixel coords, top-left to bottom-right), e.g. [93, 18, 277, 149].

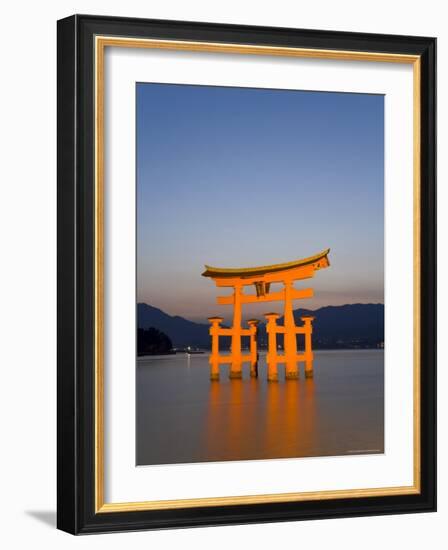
[57, 14, 436, 534]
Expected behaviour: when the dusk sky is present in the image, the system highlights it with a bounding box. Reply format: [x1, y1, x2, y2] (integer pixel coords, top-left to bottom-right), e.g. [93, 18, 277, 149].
[137, 83, 384, 322]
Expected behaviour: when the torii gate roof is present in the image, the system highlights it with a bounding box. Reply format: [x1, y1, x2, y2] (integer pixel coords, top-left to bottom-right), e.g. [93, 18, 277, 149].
[202, 248, 330, 279]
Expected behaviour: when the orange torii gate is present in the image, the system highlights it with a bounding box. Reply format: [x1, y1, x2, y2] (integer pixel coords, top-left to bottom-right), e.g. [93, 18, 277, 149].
[202, 249, 330, 381]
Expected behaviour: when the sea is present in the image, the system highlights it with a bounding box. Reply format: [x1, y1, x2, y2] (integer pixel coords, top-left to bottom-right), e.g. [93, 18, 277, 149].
[136, 350, 384, 465]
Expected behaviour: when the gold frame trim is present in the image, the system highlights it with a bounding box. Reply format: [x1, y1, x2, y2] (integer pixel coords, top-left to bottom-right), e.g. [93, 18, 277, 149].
[94, 36, 421, 513]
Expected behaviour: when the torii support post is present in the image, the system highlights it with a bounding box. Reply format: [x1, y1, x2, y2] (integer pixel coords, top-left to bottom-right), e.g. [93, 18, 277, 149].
[229, 284, 243, 379]
[301, 316, 315, 378]
[265, 313, 280, 382]
[247, 319, 259, 378]
[284, 280, 299, 380]
[208, 316, 223, 381]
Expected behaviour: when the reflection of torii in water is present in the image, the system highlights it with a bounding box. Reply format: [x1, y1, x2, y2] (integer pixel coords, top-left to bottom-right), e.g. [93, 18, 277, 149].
[202, 249, 330, 382]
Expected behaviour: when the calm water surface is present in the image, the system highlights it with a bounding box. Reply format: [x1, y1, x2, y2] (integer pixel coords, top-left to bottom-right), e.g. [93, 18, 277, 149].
[136, 350, 384, 465]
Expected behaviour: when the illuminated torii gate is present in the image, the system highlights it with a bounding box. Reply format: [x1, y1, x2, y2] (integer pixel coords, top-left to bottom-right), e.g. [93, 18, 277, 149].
[202, 249, 330, 381]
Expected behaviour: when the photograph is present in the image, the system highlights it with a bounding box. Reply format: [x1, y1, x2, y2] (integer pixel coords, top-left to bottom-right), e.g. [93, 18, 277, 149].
[136, 83, 385, 466]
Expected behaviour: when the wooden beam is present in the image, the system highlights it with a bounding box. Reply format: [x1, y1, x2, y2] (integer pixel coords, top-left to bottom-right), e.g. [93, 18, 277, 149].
[213, 327, 252, 336]
[217, 287, 313, 305]
[213, 264, 316, 287]
[217, 354, 252, 364]
[269, 353, 307, 364]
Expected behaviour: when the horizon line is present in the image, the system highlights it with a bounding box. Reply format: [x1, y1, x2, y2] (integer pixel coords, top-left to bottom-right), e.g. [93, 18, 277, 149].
[138, 301, 385, 324]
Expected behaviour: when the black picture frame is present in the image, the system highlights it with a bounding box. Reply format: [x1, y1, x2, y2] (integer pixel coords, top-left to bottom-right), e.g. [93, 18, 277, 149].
[57, 14, 436, 534]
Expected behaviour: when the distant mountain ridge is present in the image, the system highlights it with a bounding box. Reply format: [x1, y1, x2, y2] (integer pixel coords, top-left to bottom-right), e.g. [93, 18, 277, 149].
[286, 303, 384, 348]
[137, 303, 210, 348]
[137, 302, 384, 349]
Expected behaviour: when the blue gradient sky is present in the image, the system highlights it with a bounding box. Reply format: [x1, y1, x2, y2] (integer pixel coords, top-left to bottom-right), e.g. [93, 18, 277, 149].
[137, 83, 384, 322]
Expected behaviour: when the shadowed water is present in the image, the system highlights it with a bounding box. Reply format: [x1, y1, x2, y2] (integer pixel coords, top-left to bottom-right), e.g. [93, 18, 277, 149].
[136, 350, 384, 465]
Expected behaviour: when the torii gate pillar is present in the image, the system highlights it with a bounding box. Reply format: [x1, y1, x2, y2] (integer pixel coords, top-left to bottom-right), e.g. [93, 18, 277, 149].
[302, 316, 315, 378]
[284, 280, 299, 379]
[265, 313, 280, 382]
[229, 284, 243, 379]
[247, 319, 260, 378]
[208, 316, 224, 381]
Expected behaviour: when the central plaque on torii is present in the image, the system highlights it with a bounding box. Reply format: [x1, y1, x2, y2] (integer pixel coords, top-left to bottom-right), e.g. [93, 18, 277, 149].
[202, 249, 330, 381]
